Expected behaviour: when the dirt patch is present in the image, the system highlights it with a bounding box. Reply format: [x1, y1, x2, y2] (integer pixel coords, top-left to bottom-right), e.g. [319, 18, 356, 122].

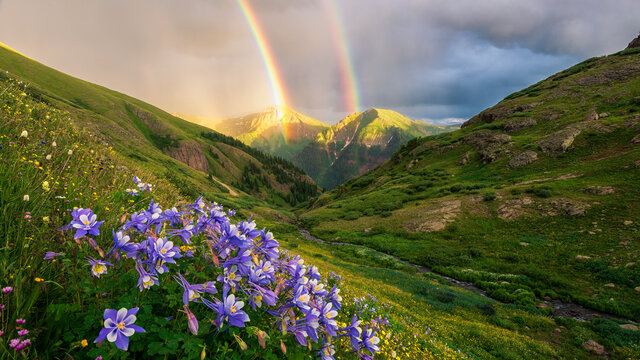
[404, 199, 462, 232]
[498, 197, 534, 220]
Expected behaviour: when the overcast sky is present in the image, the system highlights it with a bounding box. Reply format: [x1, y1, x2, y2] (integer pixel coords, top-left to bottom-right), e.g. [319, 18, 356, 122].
[0, 0, 638, 124]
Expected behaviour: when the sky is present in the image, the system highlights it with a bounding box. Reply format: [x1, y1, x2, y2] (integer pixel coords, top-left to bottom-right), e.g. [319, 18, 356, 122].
[0, 0, 638, 125]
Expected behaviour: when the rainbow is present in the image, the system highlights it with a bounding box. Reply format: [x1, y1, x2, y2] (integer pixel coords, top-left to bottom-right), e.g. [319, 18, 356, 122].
[323, 0, 361, 114]
[236, 0, 288, 120]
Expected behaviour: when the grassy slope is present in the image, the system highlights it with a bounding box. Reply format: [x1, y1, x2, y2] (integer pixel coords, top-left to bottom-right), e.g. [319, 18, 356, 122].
[300, 49, 640, 356]
[0, 43, 318, 210]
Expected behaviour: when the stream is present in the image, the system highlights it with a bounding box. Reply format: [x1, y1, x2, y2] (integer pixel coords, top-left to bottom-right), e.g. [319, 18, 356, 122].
[299, 229, 636, 323]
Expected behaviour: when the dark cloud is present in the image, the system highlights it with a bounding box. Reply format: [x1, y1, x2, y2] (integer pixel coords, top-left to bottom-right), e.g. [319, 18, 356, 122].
[0, 0, 637, 124]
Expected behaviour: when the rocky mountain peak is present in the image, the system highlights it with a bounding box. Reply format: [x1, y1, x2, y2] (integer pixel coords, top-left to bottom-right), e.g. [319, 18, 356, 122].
[626, 33, 640, 49]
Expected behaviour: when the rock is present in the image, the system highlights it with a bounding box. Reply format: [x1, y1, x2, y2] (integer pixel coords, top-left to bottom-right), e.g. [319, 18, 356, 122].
[519, 242, 529, 246]
[404, 200, 462, 233]
[598, 112, 609, 118]
[537, 128, 581, 154]
[583, 111, 599, 122]
[166, 141, 209, 173]
[627, 33, 640, 49]
[554, 328, 562, 334]
[549, 198, 590, 216]
[503, 117, 537, 133]
[631, 134, 640, 144]
[463, 131, 512, 163]
[582, 340, 605, 355]
[624, 220, 634, 226]
[626, 262, 636, 267]
[458, 152, 470, 165]
[498, 197, 533, 220]
[575, 255, 591, 260]
[364, 228, 371, 233]
[588, 231, 596, 235]
[509, 150, 538, 168]
[536, 303, 549, 309]
[583, 186, 616, 195]
[620, 324, 639, 331]
[436, 144, 457, 154]
[604, 283, 615, 288]
[543, 296, 552, 301]
[636, 286, 640, 292]
[636, 160, 640, 168]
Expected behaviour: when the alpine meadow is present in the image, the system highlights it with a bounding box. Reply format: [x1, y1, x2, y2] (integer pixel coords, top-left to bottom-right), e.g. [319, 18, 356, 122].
[0, 2, 639, 360]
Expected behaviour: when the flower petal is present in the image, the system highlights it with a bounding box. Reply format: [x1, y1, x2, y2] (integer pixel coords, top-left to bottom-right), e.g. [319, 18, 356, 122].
[104, 318, 117, 328]
[123, 314, 137, 325]
[129, 324, 146, 333]
[116, 308, 128, 322]
[106, 328, 118, 343]
[120, 326, 135, 337]
[114, 331, 129, 351]
[94, 327, 111, 343]
[104, 308, 118, 321]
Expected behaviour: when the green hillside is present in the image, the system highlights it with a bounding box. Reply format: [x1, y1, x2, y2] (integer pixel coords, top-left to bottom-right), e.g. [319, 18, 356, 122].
[300, 46, 640, 355]
[0, 43, 319, 209]
[295, 108, 456, 189]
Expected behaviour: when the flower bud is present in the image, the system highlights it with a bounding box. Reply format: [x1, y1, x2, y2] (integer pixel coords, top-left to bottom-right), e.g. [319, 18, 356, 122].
[280, 340, 287, 355]
[200, 345, 206, 360]
[233, 334, 247, 351]
[20, 130, 28, 138]
[184, 305, 199, 335]
[257, 330, 267, 348]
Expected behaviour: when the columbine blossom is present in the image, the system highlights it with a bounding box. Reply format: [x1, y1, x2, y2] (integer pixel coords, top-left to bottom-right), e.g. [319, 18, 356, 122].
[135, 263, 158, 291]
[87, 257, 111, 277]
[69, 208, 104, 239]
[360, 326, 380, 355]
[94, 307, 145, 351]
[213, 293, 249, 328]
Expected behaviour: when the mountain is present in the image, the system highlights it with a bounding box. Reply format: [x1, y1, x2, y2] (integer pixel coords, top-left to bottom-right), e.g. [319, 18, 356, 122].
[0, 42, 319, 208]
[295, 108, 456, 189]
[200, 106, 330, 160]
[301, 43, 640, 328]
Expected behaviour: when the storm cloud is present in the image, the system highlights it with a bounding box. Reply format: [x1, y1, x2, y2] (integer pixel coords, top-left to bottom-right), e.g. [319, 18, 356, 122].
[0, 0, 637, 124]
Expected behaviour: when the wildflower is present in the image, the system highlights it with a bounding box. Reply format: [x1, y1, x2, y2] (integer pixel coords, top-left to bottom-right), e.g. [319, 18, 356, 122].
[46, 154, 52, 160]
[17, 330, 28, 336]
[214, 293, 250, 328]
[44, 251, 64, 261]
[94, 307, 145, 351]
[0, 330, 3, 337]
[183, 305, 199, 335]
[16, 318, 25, 324]
[20, 130, 28, 138]
[15, 339, 31, 351]
[95, 357, 103, 360]
[52, 141, 57, 147]
[23, 195, 29, 202]
[360, 326, 380, 355]
[87, 257, 111, 277]
[68, 149, 73, 155]
[2, 287, 13, 293]
[42, 181, 50, 191]
[152, 237, 181, 264]
[81, 339, 88, 347]
[43, 216, 50, 223]
[34, 278, 43, 282]
[319, 341, 335, 360]
[9, 338, 20, 348]
[69, 208, 104, 239]
[135, 263, 158, 291]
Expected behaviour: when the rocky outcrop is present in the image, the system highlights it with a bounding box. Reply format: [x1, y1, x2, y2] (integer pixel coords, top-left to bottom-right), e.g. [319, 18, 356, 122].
[631, 134, 640, 144]
[498, 197, 533, 220]
[548, 198, 590, 216]
[166, 141, 209, 173]
[404, 200, 462, 232]
[583, 186, 615, 195]
[458, 152, 470, 165]
[537, 128, 581, 154]
[509, 150, 538, 168]
[583, 111, 599, 122]
[627, 33, 640, 49]
[503, 117, 537, 133]
[463, 131, 511, 163]
[582, 340, 605, 355]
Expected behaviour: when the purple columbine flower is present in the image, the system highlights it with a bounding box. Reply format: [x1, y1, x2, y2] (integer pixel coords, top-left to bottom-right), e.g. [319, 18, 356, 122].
[360, 326, 380, 355]
[69, 208, 104, 239]
[94, 307, 145, 351]
[174, 273, 217, 306]
[215, 293, 250, 328]
[152, 238, 181, 264]
[136, 263, 158, 291]
[320, 302, 338, 336]
[87, 257, 112, 278]
[319, 341, 335, 360]
[44, 251, 64, 261]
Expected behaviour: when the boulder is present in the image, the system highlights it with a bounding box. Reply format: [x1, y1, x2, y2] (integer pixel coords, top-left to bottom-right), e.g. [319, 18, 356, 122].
[166, 141, 209, 173]
[583, 186, 616, 195]
[537, 128, 581, 154]
[509, 150, 538, 168]
[584, 111, 599, 122]
[498, 197, 533, 220]
[549, 198, 590, 216]
[582, 340, 605, 355]
[599, 112, 609, 118]
[620, 324, 639, 331]
[604, 283, 615, 288]
[575, 255, 591, 260]
[458, 152, 470, 165]
[503, 117, 537, 133]
[463, 131, 512, 163]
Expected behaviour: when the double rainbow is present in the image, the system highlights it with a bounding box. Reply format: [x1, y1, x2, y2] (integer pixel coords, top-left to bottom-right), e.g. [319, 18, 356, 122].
[236, 0, 360, 118]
